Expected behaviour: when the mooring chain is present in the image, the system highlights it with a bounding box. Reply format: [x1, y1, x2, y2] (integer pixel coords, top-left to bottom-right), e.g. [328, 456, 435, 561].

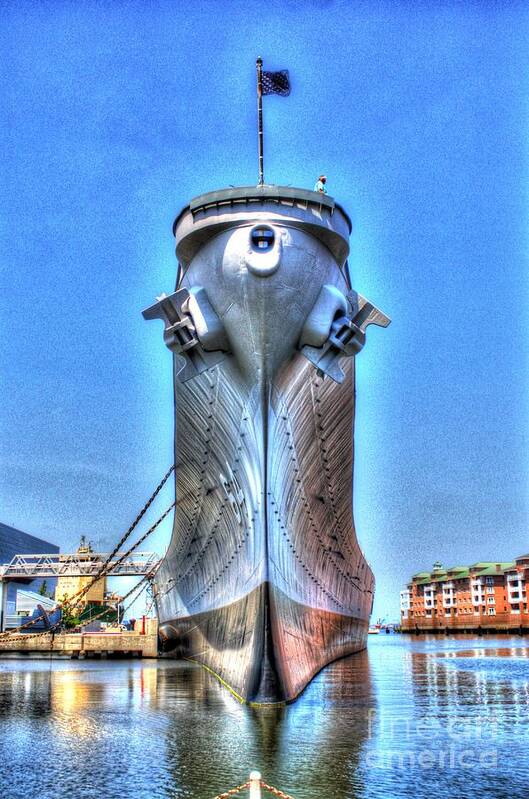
[211, 783, 250, 799]
[0, 602, 63, 638]
[260, 782, 297, 799]
[63, 498, 175, 618]
[0, 614, 48, 638]
[119, 565, 161, 619]
[75, 564, 161, 630]
[0, 467, 174, 639]
[0, 626, 60, 645]
[64, 464, 175, 607]
[211, 781, 297, 799]
[95, 501, 175, 585]
[0, 522, 167, 641]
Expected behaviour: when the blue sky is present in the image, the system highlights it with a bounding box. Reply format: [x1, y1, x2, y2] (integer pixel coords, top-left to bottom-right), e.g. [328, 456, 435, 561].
[1, 0, 528, 618]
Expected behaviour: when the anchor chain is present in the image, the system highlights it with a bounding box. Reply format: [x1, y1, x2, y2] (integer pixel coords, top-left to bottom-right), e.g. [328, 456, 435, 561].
[72, 499, 175, 600]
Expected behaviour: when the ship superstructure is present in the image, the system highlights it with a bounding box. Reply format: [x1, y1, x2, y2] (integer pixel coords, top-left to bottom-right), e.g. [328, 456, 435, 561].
[143, 185, 389, 703]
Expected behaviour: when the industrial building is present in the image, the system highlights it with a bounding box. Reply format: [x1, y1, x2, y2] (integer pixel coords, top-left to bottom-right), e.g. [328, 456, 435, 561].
[54, 536, 106, 605]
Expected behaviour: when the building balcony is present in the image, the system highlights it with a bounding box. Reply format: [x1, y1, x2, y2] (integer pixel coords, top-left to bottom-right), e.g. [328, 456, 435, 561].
[400, 592, 411, 611]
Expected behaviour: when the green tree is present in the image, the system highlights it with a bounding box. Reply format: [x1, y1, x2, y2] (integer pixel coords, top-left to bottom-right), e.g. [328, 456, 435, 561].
[60, 596, 81, 629]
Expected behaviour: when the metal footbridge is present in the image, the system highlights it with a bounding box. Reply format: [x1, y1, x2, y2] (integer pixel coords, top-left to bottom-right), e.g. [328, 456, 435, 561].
[0, 551, 160, 580]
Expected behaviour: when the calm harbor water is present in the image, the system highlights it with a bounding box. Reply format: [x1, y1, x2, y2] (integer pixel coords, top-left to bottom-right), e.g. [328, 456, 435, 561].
[0, 635, 528, 799]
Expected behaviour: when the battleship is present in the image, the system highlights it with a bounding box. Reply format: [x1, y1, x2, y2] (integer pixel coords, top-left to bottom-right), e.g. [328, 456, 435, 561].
[143, 184, 389, 704]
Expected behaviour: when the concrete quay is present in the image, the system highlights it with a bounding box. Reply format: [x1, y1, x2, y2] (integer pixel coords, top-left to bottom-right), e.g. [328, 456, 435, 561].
[0, 624, 159, 659]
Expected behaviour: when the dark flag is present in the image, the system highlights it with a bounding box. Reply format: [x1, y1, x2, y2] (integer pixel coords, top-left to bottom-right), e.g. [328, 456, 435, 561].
[255, 58, 290, 184]
[261, 70, 291, 97]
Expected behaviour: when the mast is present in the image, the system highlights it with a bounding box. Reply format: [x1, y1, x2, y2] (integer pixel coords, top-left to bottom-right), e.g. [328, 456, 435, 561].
[256, 57, 264, 185]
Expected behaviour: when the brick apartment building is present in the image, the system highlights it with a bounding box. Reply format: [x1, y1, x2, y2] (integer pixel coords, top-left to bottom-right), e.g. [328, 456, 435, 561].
[400, 555, 529, 632]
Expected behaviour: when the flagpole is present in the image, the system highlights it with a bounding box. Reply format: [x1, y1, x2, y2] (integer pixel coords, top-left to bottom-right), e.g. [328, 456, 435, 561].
[256, 57, 264, 186]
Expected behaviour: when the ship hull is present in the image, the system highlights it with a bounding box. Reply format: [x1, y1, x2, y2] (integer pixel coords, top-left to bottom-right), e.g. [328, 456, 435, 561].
[159, 583, 367, 704]
[148, 187, 377, 703]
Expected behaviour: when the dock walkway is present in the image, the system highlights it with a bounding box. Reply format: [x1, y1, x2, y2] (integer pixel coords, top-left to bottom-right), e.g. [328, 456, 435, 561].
[0, 627, 158, 658]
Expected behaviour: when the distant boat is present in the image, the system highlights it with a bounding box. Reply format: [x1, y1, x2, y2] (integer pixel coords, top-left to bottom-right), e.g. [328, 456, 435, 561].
[368, 618, 386, 634]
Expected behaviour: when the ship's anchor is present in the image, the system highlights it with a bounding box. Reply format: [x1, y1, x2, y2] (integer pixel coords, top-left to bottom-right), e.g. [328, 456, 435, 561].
[300, 284, 390, 384]
[142, 286, 230, 382]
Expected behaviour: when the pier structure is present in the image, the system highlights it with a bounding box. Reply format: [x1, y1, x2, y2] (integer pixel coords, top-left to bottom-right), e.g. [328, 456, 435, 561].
[0, 550, 160, 632]
[0, 618, 159, 658]
[400, 555, 529, 632]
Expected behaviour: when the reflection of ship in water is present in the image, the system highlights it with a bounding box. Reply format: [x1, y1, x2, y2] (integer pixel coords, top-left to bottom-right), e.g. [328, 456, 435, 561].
[2, 642, 528, 798]
[157, 651, 374, 799]
[144, 186, 389, 703]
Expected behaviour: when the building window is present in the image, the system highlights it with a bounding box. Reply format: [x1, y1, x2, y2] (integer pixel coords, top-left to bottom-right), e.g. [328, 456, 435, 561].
[487, 597, 495, 604]
[486, 577, 494, 585]
[488, 608, 495, 615]
[487, 586, 494, 594]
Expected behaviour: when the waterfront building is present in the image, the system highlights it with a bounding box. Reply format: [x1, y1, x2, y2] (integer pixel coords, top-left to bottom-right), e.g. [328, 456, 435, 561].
[0, 521, 59, 571]
[400, 555, 529, 631]
[0, 521, 60, 628]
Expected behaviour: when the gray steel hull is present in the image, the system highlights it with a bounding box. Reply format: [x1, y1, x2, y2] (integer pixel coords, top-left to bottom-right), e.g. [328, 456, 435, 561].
[149, 188, 377, 703]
